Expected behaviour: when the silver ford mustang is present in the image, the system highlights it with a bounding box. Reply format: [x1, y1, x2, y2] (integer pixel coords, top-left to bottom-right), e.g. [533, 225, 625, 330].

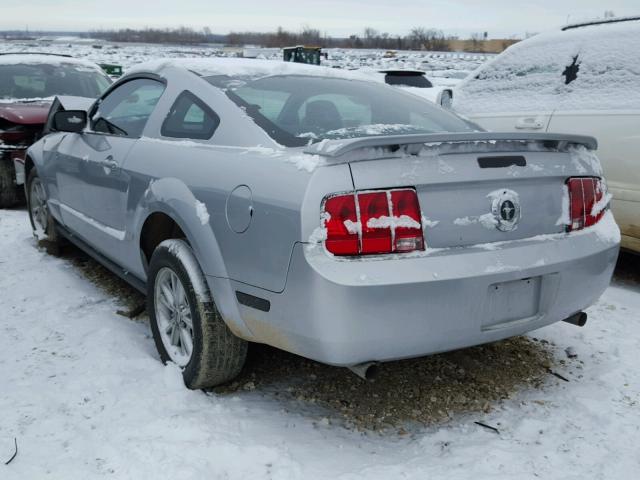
[25, 58, 619, 388]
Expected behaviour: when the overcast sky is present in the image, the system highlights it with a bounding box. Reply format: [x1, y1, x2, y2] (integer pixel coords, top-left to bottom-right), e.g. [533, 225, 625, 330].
[1, 0, 638, 37]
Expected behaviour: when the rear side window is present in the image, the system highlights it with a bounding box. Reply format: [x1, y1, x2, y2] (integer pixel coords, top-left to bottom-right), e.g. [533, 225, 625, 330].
[161, 91, 220, 140]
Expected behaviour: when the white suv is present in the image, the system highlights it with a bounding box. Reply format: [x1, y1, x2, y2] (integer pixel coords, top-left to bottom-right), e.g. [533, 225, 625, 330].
[454, 17, 640, 253]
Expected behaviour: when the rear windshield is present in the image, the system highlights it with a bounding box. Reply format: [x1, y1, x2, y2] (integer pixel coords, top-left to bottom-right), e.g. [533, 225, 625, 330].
[384, 73, 433, 88]
[206, 74, 475, 147]
[0, 63, 111, 100]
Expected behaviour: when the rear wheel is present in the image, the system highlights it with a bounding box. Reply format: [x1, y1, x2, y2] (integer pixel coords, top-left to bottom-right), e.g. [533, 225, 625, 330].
[26, 168, 61, 249]
[0, 160, 21, 208]
[148, 239, 247, 389]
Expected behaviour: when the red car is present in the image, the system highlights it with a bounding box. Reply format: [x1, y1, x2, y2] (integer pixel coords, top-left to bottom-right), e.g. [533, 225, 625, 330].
[0, 53, 111, 207]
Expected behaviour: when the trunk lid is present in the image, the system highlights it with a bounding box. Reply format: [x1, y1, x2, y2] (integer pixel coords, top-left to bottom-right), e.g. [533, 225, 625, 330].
[307, 133, 600, 249]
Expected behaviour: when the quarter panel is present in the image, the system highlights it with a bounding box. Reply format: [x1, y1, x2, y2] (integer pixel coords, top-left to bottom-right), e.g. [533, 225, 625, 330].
[123, 138, 314, 293]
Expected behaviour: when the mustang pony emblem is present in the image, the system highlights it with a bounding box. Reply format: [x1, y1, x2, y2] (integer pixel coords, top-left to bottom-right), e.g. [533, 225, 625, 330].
[491, 190, 521, 231]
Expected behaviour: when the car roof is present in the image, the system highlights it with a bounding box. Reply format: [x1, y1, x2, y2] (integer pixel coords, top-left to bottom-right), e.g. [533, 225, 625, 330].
[495, 15, 640, 54]
[562, 15, 640, 31]
[127, 57, 375, 83]
[0, 53, 104, 71]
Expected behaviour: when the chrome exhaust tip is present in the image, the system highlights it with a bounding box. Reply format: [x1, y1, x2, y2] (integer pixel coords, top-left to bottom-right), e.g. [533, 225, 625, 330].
[347, 362, 380, 381]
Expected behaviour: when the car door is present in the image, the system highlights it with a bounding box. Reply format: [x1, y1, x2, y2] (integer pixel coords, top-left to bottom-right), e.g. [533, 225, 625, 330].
[55, 77, 165, 258]
[545, 28, 640, 251]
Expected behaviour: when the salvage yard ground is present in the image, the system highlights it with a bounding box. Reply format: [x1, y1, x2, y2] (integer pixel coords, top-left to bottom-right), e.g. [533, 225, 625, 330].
[1, 207, 639, 479]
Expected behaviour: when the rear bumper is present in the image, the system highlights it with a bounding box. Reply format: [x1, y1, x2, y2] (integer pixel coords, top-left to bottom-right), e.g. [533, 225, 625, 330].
[232, 213, 619, 366]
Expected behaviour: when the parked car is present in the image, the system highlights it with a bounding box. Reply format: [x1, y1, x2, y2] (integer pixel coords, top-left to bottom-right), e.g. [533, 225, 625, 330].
[26, 58, 619, 388]
[0, 53, 111, 207]
[367, 68, 454, 108]
[454, 16, 640, 253]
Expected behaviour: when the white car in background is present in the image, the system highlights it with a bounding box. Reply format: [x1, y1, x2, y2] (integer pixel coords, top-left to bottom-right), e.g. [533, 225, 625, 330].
[454, 16, 640, 253]
[365, 69, 454, 108]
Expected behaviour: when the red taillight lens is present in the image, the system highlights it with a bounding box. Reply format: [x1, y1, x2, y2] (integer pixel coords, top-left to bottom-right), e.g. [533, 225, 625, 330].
[566, 177, 605, 232]
[358, 191, 392, 254]
[322, 188, 425, 256]
[323, 194, 359, 255]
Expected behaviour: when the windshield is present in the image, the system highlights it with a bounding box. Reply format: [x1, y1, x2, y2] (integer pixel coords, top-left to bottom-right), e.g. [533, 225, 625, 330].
[206, 74, 475, 147]
[0, 63, 111, 100]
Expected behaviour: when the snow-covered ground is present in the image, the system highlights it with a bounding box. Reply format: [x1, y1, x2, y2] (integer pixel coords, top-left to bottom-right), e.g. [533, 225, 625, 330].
[1, 207, 639, 479]
[0, 38, 491, 86]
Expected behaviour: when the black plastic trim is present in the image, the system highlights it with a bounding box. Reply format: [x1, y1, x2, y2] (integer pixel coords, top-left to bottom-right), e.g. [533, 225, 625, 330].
[478, 155, 526, 168]
[56, 225, 147, 293]
[236, 291, 271, 312]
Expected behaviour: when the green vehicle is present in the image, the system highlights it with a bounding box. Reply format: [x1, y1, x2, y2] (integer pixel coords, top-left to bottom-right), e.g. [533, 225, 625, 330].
[283, 46, 326, 66]
[99, 63, 123, 78]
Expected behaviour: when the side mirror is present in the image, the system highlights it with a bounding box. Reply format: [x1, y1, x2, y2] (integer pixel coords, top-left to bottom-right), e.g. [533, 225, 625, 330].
[53, 110, 88, 133]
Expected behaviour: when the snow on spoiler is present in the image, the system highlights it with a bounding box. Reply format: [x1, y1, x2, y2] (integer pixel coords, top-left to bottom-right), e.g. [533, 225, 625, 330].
[304, 132, 598, 158]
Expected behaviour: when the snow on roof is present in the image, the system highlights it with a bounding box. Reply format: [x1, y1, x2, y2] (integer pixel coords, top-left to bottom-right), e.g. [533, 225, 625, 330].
[0, 53, 104, 72]
[127, 57, 375, 82]
[455, 20, 640, 114]
[562, 15, 640, 31]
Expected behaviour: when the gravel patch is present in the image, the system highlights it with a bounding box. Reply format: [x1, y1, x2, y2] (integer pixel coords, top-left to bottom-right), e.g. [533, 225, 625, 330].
[215, 338, 554, 432]
[59, 243, 572, 432]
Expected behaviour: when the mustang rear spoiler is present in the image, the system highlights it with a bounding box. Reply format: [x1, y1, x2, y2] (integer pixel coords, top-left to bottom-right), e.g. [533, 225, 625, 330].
[304, 132, 598, 158]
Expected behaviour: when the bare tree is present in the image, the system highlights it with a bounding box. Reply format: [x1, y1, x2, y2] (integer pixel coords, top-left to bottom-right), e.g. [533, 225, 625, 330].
[467, 32, 484, 53]
[408, 27, 450, 51]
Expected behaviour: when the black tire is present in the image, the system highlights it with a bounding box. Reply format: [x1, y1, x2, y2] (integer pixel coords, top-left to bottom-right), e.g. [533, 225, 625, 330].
[26, 167, 61, 251]
[147, 239, 247, 389]
[0, 159, 21, 208]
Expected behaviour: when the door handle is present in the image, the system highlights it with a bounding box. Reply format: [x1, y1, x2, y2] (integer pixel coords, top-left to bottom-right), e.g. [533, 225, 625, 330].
[100, 156, 119, 171]
[515, 117, 544, 130]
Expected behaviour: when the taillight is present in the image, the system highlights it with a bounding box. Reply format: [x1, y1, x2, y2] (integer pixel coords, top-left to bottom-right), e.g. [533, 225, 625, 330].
[566, 177, 605, 232]
[390, 189, 424, 252]
[323, 194, 359, 255]
[358, 191, 392, 254]
[322, 188, 424, 256]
